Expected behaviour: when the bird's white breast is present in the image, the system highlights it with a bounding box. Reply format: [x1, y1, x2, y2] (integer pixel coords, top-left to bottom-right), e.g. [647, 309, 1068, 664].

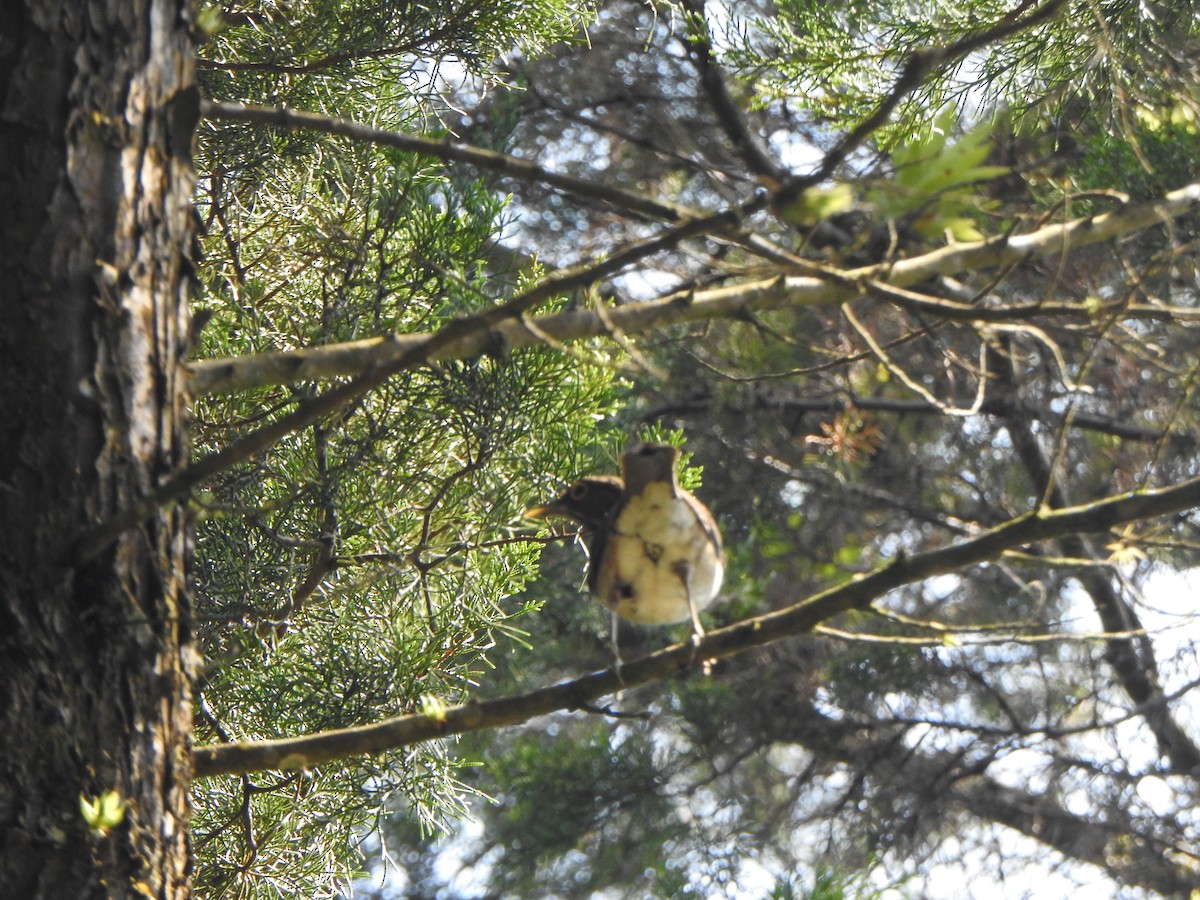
[598, 483, 724, 625]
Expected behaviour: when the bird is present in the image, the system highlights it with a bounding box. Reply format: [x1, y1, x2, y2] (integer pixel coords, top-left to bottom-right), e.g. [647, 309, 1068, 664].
[526, 442, 724, 639]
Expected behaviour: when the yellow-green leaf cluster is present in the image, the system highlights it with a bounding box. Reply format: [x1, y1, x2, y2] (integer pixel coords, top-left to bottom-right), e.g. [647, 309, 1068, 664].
[869, 108, 1007, 240]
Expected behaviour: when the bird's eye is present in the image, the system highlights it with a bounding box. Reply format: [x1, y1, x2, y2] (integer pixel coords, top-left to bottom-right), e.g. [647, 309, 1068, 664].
[569, 482, 588, 500]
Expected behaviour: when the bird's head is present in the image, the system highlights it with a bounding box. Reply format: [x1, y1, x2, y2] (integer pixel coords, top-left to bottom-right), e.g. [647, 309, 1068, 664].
[525, 476, 623, 532]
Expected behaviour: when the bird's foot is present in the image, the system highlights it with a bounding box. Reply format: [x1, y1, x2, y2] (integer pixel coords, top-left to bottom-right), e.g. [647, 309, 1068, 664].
[610, 613, 628, 689]
[687, 623, 715, 675]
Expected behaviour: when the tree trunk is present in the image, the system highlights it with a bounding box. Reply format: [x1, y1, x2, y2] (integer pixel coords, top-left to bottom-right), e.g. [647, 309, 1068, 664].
[0, 1, 196, 898]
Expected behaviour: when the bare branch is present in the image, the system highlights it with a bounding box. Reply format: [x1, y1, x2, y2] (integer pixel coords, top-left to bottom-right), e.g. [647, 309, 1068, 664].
[641, 392, 1193, 446]
[789, 700, 1199, 895]
[954, 776, 1196, 895]
[677, 0, 789, 186]
[990, 339, 1200, 772]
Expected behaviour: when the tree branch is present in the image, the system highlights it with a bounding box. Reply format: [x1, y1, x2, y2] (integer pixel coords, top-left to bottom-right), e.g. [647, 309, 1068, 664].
[953, 776, 1196, 895]
[73, 197, 755, 564]
[784, 699, 1198, 895]
[201, 100, 698, 223]
[189, 181, 1200, 396]
[678, 0, 789, 186]
[641, 392, 1196, 446]
[990, 340, 1200, 772]
[193, 471, 1200, 777]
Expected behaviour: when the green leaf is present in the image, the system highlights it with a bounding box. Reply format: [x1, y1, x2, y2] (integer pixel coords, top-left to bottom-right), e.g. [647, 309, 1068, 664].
[420, 693, 449, 723]
[777, 183, 856, 227]
[869, 108, 1007, 240]
[196, 4, 227, 36]
[80, 790, 126, 835]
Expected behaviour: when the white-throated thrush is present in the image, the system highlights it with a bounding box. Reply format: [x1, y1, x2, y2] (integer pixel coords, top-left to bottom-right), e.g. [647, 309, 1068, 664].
[527, 443, 723, 635]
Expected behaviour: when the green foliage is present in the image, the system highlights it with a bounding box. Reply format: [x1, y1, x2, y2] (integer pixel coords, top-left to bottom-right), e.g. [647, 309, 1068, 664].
[867, 108, 1007, 240]
[190, 2, 610, 898]
[778, 864, 895, 900]
[781, 109, 1008, 242]
[192, 350, 620, 898]
[729, 0, 1200, 143]
[484, 724, 682, 894]
[1075, 117, 1200, 202]
[777, 184, 857, 228]
[79, 790, 126, 837]
[738, 0, 899, 122]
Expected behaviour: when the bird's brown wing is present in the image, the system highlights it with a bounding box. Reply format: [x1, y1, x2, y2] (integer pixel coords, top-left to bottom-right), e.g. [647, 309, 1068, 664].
[683, 491, 723, 561]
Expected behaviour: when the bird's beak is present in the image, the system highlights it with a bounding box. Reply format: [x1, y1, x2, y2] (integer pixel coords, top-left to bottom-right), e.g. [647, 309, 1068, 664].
[524, 503, 554, 520]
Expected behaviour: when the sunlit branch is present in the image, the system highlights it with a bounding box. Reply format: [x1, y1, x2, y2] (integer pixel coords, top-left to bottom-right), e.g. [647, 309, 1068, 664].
[865, 278, 1200, 323]
[814, 625, 1151, 647]
[190, 181, 1200, 396]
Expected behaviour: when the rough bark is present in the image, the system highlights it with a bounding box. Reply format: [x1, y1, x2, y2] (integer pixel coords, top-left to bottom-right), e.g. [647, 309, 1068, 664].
[0, 1, 196, 898]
